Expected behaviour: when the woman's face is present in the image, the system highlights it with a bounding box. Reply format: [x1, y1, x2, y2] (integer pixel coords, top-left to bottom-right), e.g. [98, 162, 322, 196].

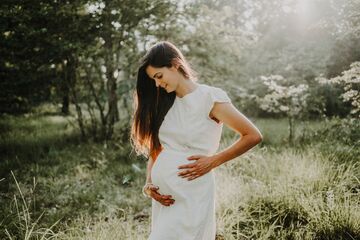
[145, 65, 179, 93]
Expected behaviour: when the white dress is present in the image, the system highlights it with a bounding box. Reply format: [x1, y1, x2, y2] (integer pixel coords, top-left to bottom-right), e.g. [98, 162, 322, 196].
[149, 83, 232, 240]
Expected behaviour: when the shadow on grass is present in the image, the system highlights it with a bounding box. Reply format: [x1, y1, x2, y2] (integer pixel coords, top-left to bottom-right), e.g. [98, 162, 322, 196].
[0, 113, 85, 191]
[0, 113, 146, 239]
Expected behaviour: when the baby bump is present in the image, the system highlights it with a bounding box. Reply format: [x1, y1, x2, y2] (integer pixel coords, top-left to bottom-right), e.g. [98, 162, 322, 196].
[151, 149, 215, 201]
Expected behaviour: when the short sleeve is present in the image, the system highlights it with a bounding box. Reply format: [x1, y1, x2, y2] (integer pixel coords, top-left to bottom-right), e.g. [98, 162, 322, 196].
[206, 86, 232, 123]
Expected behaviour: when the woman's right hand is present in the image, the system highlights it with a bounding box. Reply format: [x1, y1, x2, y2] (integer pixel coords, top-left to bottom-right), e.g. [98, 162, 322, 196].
[145, 184, 175, 206]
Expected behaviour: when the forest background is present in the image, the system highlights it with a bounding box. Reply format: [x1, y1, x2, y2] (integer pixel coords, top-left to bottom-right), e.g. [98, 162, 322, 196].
[1, 0, 359, 239]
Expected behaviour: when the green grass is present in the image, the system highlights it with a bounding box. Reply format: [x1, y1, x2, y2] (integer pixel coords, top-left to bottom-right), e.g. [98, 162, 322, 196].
[1, 111, 359, 239]
[222, 117, 327, 147]
[0, 112, 147, 239]
[214, 145, 359, 239]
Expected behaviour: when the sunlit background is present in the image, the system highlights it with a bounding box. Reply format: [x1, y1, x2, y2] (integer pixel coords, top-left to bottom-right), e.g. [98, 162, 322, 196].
[1, 0, 359, 239]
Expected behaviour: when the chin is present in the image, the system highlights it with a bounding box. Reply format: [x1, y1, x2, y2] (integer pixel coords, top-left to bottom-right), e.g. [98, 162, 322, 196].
[165, 85, 171, 92]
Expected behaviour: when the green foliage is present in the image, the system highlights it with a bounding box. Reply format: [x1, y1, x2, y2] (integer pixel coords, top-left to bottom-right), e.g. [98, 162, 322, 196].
[62, 0, 180, 140]
[2, 0, 357, 120]
[298, 117, 360, 164]
[307, 81, 351, 118]
[0, 0, 97, 114]
[327, 62, 360, 117]
[313, 118, 360, 146]
[188, 0, 358, 119]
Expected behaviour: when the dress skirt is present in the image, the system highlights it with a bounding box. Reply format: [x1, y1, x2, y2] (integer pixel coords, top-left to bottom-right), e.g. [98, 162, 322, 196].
[148, 148, 216, 240]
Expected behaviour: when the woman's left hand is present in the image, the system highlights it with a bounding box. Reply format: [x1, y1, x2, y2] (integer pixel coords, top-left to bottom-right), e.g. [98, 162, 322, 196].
[177, 155, 215, 181]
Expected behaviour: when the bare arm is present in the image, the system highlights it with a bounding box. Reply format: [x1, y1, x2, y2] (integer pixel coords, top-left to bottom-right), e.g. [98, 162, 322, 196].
[145, 157, 155, 184]
[144, 156, 176, 206]
[209, 102, 263, 168]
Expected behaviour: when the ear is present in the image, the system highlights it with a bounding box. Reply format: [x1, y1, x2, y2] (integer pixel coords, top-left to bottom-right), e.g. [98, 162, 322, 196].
[171, 59, 180, 70]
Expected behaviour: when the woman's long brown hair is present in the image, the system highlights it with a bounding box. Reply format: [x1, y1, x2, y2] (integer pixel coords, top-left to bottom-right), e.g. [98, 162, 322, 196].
[130, 41, 197, 162]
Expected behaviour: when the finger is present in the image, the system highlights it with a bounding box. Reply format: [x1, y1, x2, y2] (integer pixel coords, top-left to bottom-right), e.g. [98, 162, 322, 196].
[189, 172, 201, 179]
[178, 167, 197, 176]
[155, 194, 170, 200]
[181, 171, 195, 178]
[152, 191, 163, 200]
[151, 189, 160, 195]
[160, 201, 173, 206]
[187, 155, 202, 160]
[179, 168, 198, 177]
[163, 197, 174, 201]
[149, 185, 159, 190]
[178, 163, 196, 169]
[164, 199, 175, 204]
[162, 194, 173, 200]
[184, 173, 198, 179]
[187, 175, 198, 180]
[155, 196, 165, 203]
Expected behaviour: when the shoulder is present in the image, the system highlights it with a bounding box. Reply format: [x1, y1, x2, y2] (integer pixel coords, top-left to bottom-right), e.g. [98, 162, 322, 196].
[199, 83, 231, 103]
[198, 83, 218, 91]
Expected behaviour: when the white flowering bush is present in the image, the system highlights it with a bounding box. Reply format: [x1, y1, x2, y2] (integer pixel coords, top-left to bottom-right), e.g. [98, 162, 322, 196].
[257, 75, 309, 143]
[258, 75, 309, 116]
[317, 62, 360, 118]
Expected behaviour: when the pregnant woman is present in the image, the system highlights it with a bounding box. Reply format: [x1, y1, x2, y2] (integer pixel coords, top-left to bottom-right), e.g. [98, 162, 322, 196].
[130, 41, 263, 240]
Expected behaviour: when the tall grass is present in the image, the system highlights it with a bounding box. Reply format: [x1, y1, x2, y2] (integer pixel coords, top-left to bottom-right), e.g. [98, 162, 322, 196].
[4, 171, 61, 239]
[3, 171, 150, 239]
[0, 113, 145, 239]
[1, 113, 359, 239]
[215, 143, 360, 240]
[5, 146, 358, 239]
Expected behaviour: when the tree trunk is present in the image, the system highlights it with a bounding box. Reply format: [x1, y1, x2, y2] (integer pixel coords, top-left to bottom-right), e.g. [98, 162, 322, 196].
[102, 5, 119, 140]
[59, 64, 70, 115]
[61, 91, 69, 115]
[288, 116, 294, 145]
[66, 55, 86, 140]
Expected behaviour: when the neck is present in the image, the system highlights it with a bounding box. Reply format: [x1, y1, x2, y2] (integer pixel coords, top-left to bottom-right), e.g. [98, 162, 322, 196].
[175, 78, 198, 98]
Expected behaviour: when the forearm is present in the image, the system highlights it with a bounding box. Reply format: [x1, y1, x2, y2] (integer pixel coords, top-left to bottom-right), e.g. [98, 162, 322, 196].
[211, 134, 262, 168]
[145, 157, 155, 183]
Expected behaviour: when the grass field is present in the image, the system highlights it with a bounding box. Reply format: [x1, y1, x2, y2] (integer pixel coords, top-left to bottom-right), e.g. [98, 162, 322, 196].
[1, 111, 359, 239]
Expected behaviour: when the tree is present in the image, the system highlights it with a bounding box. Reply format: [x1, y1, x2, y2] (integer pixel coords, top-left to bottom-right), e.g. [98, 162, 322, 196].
[257, 75, 309, 143]
[0, 0, 97, 114]
[67, 0, 180, 141]
[318, 62, 360, 118]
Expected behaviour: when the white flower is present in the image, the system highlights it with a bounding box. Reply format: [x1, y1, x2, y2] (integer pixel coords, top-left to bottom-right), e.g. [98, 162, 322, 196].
[279, 105, 289, 112]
